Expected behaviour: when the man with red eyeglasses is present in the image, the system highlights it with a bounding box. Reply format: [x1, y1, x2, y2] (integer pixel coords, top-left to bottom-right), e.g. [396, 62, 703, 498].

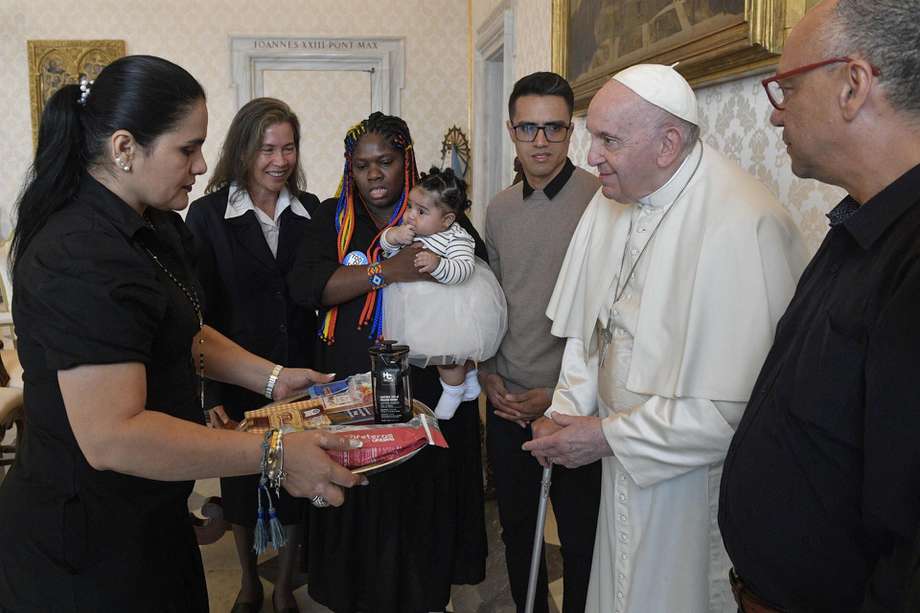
[719, 1, 920, 611]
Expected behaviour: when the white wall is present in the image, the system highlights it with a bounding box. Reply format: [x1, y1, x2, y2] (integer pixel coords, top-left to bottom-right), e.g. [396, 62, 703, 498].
[1, 0, 469, 232]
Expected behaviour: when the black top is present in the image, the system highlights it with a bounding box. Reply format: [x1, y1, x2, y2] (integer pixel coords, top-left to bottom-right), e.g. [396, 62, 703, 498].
[0, 175, 208, 611]
[185, 186, 319, 416]
[908, 530, 920, 611]
[719, 163, 920, 612]
[522, 157, 576, 199]
[184, 186, 319, 528]
[287, 195, 489, 612]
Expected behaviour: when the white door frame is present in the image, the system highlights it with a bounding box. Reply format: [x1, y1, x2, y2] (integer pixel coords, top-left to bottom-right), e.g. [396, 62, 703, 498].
[472, 2, 515, 231]
[229, 36, 405, 114]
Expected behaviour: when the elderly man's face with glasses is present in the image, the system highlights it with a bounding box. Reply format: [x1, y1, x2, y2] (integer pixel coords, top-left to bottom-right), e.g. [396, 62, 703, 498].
[507, 94, 573, 188]
[762, 32, 881, 183]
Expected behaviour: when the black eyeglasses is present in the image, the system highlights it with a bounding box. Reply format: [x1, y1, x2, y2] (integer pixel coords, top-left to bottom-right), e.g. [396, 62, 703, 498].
[510, 122, 572, 143]
[761, 56, 882, 110]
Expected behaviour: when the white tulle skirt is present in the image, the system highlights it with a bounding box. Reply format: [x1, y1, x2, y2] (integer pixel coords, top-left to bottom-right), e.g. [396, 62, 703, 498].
[383, 257, 507, 367]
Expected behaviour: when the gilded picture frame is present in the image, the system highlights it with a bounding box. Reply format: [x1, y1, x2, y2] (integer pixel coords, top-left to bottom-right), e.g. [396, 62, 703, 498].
[552, 0, 812, 112]
[27, 39, 127, 146]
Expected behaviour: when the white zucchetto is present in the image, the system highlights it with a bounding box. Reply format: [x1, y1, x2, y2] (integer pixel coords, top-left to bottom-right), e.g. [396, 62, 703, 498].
[612, 63, 699, 126]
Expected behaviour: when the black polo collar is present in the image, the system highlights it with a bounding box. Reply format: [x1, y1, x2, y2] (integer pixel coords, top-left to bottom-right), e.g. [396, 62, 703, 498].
[831, 162, 920, 250]
[522, 158, 576, 200]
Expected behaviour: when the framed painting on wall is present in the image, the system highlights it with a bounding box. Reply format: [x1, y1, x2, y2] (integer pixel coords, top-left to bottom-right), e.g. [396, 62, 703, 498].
[27, 39, 126, 146]
[552, 0, 812, 111]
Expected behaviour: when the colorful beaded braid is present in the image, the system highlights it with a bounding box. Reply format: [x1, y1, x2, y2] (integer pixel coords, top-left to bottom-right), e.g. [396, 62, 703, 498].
[320, 113, 419, 344]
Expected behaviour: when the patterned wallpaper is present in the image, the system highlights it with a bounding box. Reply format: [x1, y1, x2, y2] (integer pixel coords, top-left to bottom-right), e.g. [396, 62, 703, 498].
[512, 0, 552, 79]
[1, 0, 469, 234]
[472, 0, 508, 36]
[473, 0, 844, 254]
[695, 77, 844, 252]
[263, 69, 371, 201]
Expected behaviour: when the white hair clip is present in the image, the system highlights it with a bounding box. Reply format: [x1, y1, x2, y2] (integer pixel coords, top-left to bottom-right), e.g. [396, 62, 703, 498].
[77, 74, 94, 107]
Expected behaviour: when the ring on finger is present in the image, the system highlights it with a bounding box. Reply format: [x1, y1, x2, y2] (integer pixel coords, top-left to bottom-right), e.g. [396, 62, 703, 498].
[310, 495, 330, 508]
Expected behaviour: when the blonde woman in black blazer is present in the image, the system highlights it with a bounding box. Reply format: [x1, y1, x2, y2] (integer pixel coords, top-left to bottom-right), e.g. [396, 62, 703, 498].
[186, 97, 319, 613]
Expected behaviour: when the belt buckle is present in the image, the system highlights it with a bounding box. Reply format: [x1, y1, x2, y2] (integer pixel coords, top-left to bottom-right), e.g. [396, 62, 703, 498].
[728, 569, 784, 613]
[729, 568, 748, 610]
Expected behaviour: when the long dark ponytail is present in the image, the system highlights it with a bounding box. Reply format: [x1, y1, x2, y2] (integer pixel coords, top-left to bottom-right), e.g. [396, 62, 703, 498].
[11, 83, 85, 275]
[11, 55, 205, 277]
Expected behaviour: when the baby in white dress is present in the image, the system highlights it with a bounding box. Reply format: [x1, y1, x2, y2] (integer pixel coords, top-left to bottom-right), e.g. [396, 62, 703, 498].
[382, 167, 507, 419]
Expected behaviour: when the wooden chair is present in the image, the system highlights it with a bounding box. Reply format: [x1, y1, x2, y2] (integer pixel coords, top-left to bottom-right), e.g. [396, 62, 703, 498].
[192, 496, 228, 545]
[0, 339, 23, 478]
[0, 238, 14, 346]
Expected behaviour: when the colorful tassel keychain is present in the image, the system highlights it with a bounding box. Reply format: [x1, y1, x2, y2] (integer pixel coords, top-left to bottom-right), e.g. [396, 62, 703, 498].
[254, 429, 287, 555]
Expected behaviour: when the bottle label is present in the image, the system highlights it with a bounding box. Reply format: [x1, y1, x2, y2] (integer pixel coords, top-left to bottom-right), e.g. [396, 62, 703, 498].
[374, 365, 407, 423]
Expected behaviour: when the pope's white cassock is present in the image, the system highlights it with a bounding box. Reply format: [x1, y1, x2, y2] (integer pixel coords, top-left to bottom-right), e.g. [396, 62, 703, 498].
[546, 141, 809, 613]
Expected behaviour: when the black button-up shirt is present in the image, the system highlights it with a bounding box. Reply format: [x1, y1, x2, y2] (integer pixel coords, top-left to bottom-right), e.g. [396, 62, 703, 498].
[0, 175, 208, 610]
[719, 163, 920, 612]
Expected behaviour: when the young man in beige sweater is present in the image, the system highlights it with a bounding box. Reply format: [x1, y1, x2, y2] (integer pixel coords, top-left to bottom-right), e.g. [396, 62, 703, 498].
[481, 72, 601, 613]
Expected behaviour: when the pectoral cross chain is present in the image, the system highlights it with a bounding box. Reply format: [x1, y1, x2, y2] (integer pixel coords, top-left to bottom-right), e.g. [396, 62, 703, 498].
[599, 323, 614, 368]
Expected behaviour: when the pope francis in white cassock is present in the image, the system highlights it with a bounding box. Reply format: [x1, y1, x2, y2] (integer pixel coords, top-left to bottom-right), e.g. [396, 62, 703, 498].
[524, 64, 810, 613]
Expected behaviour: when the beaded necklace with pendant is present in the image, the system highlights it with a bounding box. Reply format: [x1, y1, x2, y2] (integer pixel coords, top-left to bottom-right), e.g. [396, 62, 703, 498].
[140, 217, 206, 417]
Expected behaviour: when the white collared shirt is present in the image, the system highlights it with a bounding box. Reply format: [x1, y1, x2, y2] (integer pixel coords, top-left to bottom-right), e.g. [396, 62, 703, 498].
[224, 182, 311, 257]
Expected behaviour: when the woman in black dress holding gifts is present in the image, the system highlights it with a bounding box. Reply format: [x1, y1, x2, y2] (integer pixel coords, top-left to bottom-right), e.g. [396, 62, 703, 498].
[288, 112, 488, 612]
[186, 97, 319, 613]
[0, 56, 362, 612]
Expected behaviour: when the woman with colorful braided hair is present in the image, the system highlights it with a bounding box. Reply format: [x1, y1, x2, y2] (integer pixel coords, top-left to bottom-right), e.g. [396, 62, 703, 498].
[288, 112, 488, 612]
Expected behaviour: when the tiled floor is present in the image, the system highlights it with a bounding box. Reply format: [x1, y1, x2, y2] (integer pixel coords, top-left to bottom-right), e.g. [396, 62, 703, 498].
[191, 479, 565, 612]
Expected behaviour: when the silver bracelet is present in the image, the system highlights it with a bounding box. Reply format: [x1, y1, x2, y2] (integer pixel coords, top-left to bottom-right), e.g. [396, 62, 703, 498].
[264, 364, 283, 399]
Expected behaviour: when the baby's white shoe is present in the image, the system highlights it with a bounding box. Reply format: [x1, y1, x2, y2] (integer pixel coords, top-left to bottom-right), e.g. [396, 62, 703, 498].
[434, 380, 465, 420]
[462, 368, 481, 401]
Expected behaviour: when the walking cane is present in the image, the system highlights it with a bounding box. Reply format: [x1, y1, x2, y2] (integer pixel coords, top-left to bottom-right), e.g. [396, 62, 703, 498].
[524, 464, 553, 613]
